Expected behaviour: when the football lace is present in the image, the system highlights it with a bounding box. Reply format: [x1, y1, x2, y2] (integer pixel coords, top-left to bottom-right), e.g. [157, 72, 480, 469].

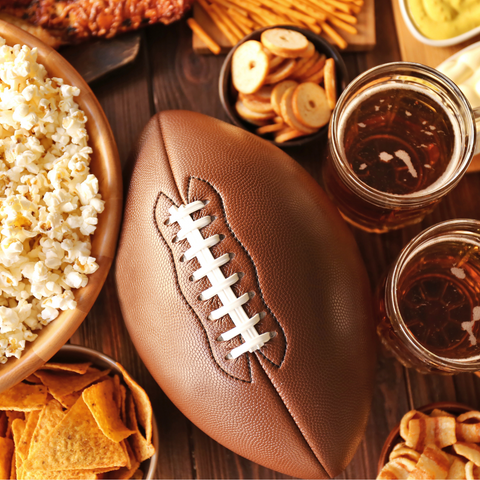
[168, 200, 275, 359]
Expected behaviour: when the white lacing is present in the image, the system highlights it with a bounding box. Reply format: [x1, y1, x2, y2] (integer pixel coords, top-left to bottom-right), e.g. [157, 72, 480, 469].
[168, 201, 275, 359]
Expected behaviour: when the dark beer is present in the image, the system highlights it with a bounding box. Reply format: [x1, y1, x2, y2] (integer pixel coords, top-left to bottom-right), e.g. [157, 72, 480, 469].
[397, 236, 480, 360]
[341, 85, 457, 195]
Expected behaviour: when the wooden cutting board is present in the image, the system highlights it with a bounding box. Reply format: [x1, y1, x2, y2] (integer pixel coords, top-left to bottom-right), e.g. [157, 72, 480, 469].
[192, 0, 376, 54]
[391, 0, 480, 172]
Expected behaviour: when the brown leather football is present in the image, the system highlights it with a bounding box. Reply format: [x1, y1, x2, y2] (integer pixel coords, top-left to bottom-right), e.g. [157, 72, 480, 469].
[115, 110, 376, 479]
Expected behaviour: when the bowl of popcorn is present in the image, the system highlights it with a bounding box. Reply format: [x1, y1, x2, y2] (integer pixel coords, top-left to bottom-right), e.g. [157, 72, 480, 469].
[377, 402, 480, 479]
[0, 20, 122, 392]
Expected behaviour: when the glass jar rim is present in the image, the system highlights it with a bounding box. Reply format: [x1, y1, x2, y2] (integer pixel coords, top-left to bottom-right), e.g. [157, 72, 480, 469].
[329, 62, 476, 209]
[386, 219, 480, 371]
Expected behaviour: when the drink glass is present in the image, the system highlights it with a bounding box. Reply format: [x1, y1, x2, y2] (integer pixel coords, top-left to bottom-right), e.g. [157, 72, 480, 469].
[377, 219, 480, 374]
[323, 62, 479, 233]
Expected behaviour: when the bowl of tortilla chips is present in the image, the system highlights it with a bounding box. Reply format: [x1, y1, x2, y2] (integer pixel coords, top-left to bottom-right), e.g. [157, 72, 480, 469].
[0, 344, 158, 480]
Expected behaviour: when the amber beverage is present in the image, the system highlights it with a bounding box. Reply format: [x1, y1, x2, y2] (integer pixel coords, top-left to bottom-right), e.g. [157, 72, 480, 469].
[377, 219, 480, 374]
[323, 63, 478, 233]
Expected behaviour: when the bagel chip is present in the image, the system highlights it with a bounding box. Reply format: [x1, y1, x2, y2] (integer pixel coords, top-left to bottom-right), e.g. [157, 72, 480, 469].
[454, 442, 480, 466]
[408, 444, 450, 479]
[406, 416, 456, 451]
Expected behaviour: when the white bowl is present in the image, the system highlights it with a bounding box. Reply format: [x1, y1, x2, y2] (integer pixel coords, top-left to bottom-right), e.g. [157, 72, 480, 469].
[436, 40, 480, 71]
[399, 0, 480, 47]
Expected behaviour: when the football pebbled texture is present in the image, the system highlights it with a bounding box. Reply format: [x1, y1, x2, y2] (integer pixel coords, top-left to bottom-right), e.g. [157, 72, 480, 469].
[115, 110, 376, 479]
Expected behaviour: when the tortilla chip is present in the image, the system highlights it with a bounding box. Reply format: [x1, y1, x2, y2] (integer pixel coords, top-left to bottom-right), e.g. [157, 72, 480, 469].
[125, 393, 155, 463]
[17, 409, 40, 462]
[21, 469, 100, 479]
[33, 367, 110, 399]
[39, 362, 92, 375]
[408, 444, 450, 479]
[455, 443, 480, 467]
[131, 469, 143, 480]
[6, 412, 24, 438]
[117, 363, 152, 444]
[0, 437, 14, 480]
[29, 399, 65, 458]
[105, 441, 140, 479]
[82, 378, 134, 443]
[11, 418, 25, 480]
[406, 417, 456, 451]
[400, 410, 428, 441]
[24, 396, 128, 472]
[24, 375, 42, 384]
[0, 384, 47, 412]
[0, 411, 7, 437]
[56, 391, 81, 409]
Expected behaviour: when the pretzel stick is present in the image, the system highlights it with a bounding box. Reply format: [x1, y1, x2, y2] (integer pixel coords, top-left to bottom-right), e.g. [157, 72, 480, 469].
[187, 18, 221, 54]
[293, 0, 327, 21]
[328, 16, 357, 34]
[260, 0, 318, 25]
[227, 8, 255, 28]
[308, 0, 358, 24]
[211, 3, 243, 41]
[211, 0, 249, 16]
[319, 0, 352, 13]
[226, 9, 253, 35]
[319, 20, 347, 49]
[197, 0, 239, 45]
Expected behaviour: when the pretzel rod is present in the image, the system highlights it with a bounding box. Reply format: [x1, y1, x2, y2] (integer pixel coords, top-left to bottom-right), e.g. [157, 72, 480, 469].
[249, 11, 274, 26]
[319, 20, 347, 48]
[227, 8, 255, 27]
[226, 9, 253, 35]
[260, 0, 318, 25]
[211, 0, 249, 16]
[293, 0, 327, 21]
[187, 18, 221, 54]
[328, 15, 357, 34]
[197, 0, 239, 45]
[211, 3, 243, 41]
[319, 0, 352, 13]
[308, 0, 358, 24]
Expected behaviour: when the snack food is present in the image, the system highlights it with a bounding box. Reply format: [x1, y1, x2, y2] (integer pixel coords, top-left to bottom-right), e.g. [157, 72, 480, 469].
[115, 110, 376, 478]
[0, 38, 104, 365]
[0, 359, 155, 479]
[378, 407, 480, 480]
[231, 28, 337, 143]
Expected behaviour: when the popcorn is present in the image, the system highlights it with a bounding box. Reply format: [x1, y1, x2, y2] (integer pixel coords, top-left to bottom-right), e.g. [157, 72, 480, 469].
[0, 37, 104, 364]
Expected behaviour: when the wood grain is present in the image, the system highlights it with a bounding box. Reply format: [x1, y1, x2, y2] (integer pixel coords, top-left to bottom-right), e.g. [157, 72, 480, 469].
[192, 0, 376, 54]
[3, 0, 480, 476]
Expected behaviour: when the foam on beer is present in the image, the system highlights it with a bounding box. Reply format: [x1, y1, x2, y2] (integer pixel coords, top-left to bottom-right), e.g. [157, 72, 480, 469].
[338, 82, 463, 197]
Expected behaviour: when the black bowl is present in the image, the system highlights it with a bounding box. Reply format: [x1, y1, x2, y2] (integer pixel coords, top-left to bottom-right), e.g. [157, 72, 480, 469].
[219, 25, 349, 148]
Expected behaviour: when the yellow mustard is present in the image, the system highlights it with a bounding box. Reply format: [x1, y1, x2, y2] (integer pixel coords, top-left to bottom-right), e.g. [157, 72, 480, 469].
[407, 0, 480, 40]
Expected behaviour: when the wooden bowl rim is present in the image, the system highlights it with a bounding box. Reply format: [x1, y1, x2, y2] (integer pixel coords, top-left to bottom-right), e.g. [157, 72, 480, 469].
[377, 401, 476, 475]
[218, 25, 349, 149]
[0, 20, 123, 392]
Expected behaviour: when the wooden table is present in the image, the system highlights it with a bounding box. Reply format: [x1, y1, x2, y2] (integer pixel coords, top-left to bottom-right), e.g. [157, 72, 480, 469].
[68, 1, 480, 478]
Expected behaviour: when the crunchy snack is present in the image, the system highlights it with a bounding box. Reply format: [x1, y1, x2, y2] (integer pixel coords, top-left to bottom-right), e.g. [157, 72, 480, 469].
[232, 40, 269, 94]
[378, 408, 480, 480]
[0, 38, 105, 365]
[231, 28, 337, 143]
[0, 359, 155, 479]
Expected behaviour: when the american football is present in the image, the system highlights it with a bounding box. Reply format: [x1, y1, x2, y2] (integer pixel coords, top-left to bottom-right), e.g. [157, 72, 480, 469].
[115, 110, 376, 479]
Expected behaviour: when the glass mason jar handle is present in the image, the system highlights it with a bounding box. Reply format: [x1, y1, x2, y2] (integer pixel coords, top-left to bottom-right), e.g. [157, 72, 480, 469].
[474, 107, 480, 156]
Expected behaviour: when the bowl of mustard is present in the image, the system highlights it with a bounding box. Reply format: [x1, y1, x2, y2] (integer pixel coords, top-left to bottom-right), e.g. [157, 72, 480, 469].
[399, 0, 480, 47]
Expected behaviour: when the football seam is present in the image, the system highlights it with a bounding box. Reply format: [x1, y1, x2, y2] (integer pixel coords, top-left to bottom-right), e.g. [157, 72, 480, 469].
[153, 189, 254, 383]
[186, 176, 287, 369]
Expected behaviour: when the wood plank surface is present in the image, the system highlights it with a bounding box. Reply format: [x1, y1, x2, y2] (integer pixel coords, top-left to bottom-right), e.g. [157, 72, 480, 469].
[67, 0, 480, 478]
[192, 0, 376, 54]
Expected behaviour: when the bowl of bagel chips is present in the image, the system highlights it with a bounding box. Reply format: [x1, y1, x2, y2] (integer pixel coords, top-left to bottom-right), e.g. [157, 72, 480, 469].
[0, 344, 157, 480]
[377, 401, 480, 480]
[219, 25, 348, 147]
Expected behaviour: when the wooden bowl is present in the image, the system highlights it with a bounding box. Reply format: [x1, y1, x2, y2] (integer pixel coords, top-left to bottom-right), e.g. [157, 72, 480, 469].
[53, 345, 158, 479]
[377, 401, 475, 476]
[219, 25, 349, 148]
[0, 20, 122, 392]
